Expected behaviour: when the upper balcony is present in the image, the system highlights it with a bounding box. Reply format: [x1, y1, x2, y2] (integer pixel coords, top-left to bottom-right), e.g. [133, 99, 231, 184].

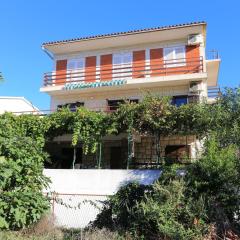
[41, 56, 205, 94]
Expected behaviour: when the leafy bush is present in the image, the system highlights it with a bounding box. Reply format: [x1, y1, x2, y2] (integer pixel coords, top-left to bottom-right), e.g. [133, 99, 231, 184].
[134, 180, 208, 240]
[186, 137, 240, 234]
[93, 182, 150, 231]
[92, 139, 240, 239]
[0, 113, 50, 230]
[92, 170, 208, 239]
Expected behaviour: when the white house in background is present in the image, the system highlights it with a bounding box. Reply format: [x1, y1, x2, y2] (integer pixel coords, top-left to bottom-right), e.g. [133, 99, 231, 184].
[0, 96, 40, 115]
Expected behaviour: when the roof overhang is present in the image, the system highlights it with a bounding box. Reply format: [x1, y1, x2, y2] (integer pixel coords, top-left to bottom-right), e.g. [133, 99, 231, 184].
[42, 22, 206, 56]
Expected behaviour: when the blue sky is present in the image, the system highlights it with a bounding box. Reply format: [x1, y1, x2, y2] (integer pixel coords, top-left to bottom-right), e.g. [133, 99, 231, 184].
[0, 0, 239, 109]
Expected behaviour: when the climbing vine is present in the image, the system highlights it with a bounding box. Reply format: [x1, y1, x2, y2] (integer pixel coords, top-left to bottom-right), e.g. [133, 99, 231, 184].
[0, 92, 228, 230]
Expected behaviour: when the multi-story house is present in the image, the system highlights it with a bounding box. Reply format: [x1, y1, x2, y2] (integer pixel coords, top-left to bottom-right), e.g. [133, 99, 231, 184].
[41, 21, 220, 170]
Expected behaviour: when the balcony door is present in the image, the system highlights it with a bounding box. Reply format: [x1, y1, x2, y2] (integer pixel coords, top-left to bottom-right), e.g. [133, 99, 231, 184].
[113, 52, 132, 80]
[163, 46, 186, 68]
[67, 58, 85, 83]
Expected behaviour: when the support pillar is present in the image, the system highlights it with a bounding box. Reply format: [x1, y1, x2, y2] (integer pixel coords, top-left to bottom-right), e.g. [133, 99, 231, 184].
[97, 142, 103, 169]
[72, 146, 76, 169]
[127, 133, 133, 169]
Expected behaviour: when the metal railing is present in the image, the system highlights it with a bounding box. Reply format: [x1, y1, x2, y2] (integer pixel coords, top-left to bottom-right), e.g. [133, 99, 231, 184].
[43, 57, 203, 87]
[10, 106, 116, 116]
[46, 192, 109, 229]
[208, 86, 221, 98]
[207, 50, 220, 60]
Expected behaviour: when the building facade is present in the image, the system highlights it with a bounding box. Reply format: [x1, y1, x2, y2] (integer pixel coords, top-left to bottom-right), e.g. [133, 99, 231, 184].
[41, 22, 220, 169]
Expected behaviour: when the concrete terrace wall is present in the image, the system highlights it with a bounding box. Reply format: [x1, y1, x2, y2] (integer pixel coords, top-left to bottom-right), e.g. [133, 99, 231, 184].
[44, 169, 161, 228]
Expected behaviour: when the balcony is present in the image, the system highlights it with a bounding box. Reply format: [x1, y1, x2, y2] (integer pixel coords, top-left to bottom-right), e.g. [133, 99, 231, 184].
[43, 57, 204, 89]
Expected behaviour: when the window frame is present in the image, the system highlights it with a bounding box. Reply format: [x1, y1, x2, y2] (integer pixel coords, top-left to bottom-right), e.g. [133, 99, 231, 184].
[67, 58, 85, 82]
[163, 46, 186, 68]
[112, 51, 133, 79]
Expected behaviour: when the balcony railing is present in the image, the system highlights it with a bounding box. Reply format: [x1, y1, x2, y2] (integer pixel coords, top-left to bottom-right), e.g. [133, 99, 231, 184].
[207, 86, 221, 99]
[207, 50, 220, 60]
[10, 107, 117, 116]
[43, 57, 203, 87]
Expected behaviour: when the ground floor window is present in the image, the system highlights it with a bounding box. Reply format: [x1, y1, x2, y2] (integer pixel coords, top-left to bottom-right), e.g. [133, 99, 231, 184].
[57, 102, 84, 111]
[107, 99, 139, 111]
[172, 96, 188, 106]
[165, 145, 190, 162]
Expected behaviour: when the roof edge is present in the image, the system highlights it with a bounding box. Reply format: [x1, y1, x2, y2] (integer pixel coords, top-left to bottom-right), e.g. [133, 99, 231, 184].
[0, 96, 40, 111]
[42, 21, 206, 47]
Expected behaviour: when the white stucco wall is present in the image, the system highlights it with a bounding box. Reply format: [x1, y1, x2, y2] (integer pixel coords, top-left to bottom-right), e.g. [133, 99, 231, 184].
[44, 169, 161, 228]
[44, 169, 161, 195]
[49, 85, 191, 110]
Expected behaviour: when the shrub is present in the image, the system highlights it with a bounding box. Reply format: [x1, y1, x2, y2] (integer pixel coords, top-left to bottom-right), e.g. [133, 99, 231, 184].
[92, 169, 208, 240]
[186, 137, 240, 234]
[0, 113, 50, 230]
[93, 182, 150, 231]
[134, 179, 208, 240]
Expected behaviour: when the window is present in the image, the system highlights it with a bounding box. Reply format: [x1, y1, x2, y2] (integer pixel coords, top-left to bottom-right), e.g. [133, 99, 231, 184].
[165, 145, 190, 162]
[172, 96, 188, 107]
[113, 52, 132, 79]
[163, 46, 186, 68]
[107, 99, 138, 111]
[67, 58, 85, 81]
[57, 102, 84, 111]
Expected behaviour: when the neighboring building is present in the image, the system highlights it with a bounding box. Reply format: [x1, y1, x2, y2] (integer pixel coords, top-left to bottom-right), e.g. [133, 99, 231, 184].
[41, 21, 220, 170]
[0, 96, 40, 115]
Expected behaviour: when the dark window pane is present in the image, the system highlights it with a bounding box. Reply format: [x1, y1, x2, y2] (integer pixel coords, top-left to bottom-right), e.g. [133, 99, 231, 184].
[107, 99, 138, 111]
[172, 96, 188, 107]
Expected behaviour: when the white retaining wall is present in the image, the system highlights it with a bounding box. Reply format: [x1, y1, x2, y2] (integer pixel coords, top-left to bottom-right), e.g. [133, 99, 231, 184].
[44, 169, 161, 228]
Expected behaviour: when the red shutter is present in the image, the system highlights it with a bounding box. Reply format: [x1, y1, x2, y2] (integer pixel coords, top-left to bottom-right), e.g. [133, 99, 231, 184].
[133, 50, 145, 78]
[55, 60, 67, 85]
[85, 56, 96, 82]
[186, 45, 200, 73]
[150, 48, 164, 77]
[100, 54, 112, 81]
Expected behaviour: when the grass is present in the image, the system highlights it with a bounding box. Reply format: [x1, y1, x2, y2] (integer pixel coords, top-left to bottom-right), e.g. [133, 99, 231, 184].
[0, 228, 124, 240]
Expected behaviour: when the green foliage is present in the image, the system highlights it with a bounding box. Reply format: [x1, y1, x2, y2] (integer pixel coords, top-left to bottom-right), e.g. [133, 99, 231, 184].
[134, 179, 207, 240]
[186, 137, 240, 232]
[173, 103, 212, 136]
[114, 95, 176, 136]
[93, 182, 150, 231]
[0, 113, 50, 230]
[48, 107, 114, 154]
[1, 88, 240, 234]
[92, 168, 208, 239]
[210, 87, 240, 147]
[71, 108, 108, 154]
[93, 136, 240, 238]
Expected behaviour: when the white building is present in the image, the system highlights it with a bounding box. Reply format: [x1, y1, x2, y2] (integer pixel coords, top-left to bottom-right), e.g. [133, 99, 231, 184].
[0, 96, 39, 115]
[40, 21, 220, 228]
